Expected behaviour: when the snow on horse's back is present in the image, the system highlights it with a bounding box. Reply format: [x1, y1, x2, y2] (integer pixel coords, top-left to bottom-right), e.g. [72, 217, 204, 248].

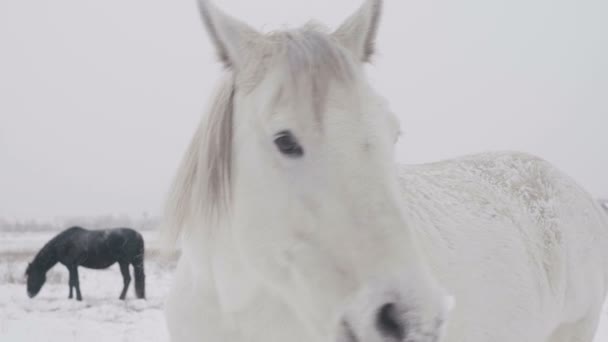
[161, 1, 608, 342]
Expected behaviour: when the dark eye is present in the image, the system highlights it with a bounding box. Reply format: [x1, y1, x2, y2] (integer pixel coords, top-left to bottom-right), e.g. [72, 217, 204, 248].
[274, 130, 304, 157]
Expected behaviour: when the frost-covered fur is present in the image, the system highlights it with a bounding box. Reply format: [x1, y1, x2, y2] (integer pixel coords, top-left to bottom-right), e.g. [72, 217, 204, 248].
[163, 1, 608, 342]
[399, 152, 608, 342]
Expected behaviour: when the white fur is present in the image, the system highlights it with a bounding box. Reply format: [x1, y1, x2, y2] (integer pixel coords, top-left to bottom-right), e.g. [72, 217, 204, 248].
[163, 1, 608, 342]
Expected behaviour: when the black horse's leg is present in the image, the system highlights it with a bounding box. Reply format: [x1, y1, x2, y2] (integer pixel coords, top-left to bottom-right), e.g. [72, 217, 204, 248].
[118, 262, 131, 300]
[68, 266, 74, 299]
[70, 265, 82, 301]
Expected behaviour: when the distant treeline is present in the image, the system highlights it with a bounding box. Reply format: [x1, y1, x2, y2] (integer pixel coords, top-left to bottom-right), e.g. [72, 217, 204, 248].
[0, 214, 160, 232]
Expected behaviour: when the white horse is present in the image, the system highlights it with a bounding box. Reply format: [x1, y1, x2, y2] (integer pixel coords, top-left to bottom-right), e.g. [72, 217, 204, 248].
[162, 1, 608, 341]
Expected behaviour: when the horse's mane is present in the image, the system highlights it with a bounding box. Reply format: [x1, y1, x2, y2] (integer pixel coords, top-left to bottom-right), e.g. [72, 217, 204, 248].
[162, 75, 235, 247]
[29, 227, 83, 272]
[161, 25, 357, 247]
[28, 243, 55, 273]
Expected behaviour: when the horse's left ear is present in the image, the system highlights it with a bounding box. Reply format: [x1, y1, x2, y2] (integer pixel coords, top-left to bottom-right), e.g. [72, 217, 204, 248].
[196, 0, 264, 70]
[333, 0, 383, 63]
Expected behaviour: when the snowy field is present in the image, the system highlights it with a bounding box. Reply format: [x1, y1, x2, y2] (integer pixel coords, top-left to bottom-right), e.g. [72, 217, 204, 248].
[1, 230, 607, 341]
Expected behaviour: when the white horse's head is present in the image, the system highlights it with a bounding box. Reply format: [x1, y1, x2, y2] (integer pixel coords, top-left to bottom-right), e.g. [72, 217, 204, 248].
[165, 1, 453, 341]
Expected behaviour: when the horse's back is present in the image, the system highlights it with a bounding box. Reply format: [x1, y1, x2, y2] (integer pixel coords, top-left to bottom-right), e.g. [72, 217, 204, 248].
[61, 226, 143, 248]
[54, 227, 144, 268]
[398, 151, 608, 341]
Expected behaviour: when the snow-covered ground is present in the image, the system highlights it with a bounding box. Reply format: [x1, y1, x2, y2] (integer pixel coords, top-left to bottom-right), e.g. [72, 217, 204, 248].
[0, 231, 607, 341]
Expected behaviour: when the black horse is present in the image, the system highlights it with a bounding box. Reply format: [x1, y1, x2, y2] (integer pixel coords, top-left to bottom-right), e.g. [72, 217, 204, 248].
[25, 226, 145, 301]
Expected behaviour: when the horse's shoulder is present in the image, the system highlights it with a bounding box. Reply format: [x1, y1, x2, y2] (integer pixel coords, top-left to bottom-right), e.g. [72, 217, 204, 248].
[396, 151, 574, 241]
[457, 151, 555, 179]
[397, 152, 581, 296]
[398, 151, 562, 201]
[402, 150, 552, 175]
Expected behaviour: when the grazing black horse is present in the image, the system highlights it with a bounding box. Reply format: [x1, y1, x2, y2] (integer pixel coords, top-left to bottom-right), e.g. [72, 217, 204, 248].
[25, 226, 145, 301]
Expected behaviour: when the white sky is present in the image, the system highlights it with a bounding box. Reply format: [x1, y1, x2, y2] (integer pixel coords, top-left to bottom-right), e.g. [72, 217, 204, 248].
[1, 0, 607, 221]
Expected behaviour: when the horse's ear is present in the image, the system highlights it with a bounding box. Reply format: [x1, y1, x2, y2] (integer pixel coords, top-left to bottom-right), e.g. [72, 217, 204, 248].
[196, 0, 263, 70]
[333, 0, 383, 63]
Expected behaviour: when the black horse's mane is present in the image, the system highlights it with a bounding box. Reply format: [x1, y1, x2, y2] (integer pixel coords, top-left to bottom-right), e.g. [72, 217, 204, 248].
[29, 227, 84, 273]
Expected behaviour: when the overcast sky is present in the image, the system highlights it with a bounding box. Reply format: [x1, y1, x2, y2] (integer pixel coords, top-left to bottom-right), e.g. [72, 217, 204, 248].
[1, 0, 607, 221]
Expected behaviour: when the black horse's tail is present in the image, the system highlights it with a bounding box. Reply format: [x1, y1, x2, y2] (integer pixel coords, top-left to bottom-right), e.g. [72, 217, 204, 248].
[133, 236, 146, 299]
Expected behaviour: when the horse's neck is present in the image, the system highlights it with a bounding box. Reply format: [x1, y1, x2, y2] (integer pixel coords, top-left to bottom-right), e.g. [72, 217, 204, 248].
[33, 243, 59, 272]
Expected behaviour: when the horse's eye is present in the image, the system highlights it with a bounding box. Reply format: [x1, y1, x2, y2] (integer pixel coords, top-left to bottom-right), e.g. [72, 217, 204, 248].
[274, 130, 304, 158]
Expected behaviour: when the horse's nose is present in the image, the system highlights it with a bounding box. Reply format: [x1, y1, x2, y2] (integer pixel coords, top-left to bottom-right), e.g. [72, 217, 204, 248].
[376, 302, 406, 340]
[339, 301, 410, 342]
[337, 277, 453, 342]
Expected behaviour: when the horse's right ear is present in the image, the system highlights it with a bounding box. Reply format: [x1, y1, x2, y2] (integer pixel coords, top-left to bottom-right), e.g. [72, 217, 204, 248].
[333, 0, 383, 63]
[196, 0, 263, 70]
[25, 263, 31, 276]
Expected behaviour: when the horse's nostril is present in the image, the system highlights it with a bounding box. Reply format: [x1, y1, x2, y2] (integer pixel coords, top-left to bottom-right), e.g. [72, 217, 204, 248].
[376, 303, 406, 340]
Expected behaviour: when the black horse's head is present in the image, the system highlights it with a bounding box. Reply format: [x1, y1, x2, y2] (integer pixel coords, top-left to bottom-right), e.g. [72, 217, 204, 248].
[25, 262, 46, 298]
